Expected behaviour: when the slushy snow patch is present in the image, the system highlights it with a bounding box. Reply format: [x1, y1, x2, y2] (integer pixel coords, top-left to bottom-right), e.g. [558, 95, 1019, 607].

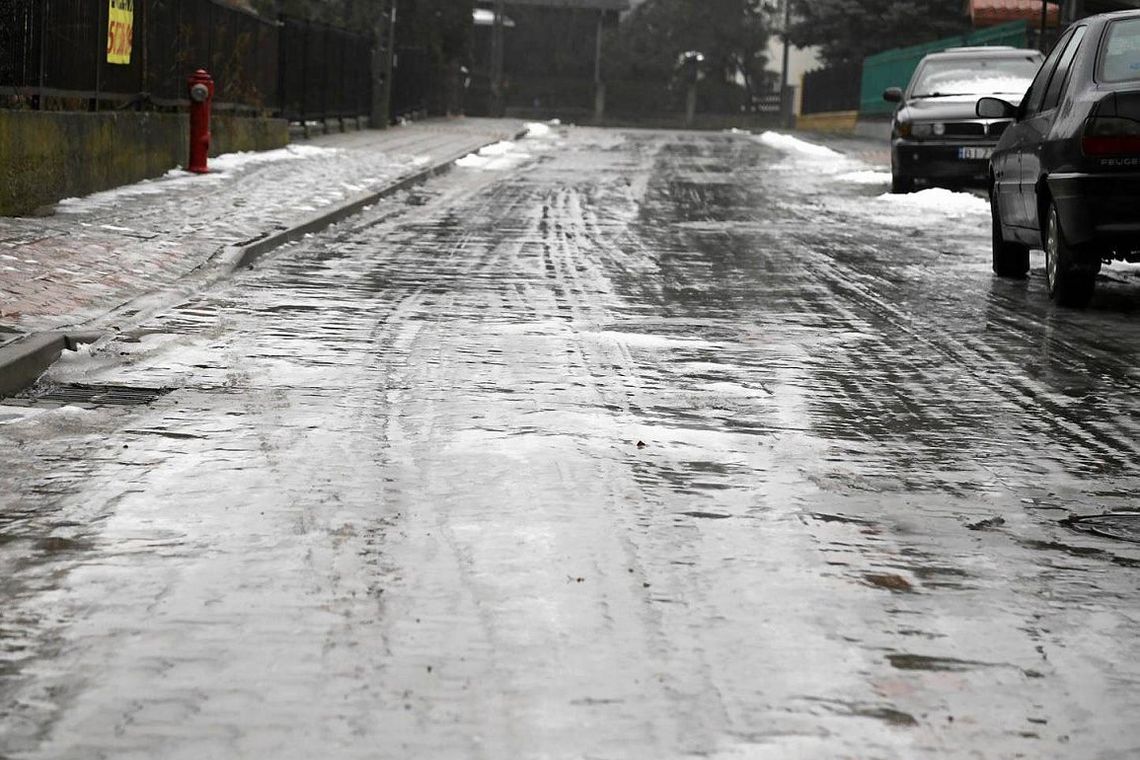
[207, 143, 338, 172]
[57, 143, 339, 213]
[455, 141, 532, 170]
[526, 122, 553, 138]
[477, 140, 517, 156]
[757, 131, 841, 158]
[593, 330, 719, 351]
[837, 170, 891, 185]
[876, 187, 988, 217]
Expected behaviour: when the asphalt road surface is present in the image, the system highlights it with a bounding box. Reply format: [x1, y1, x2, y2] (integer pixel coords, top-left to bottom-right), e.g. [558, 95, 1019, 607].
[3, 127, 1140, 760]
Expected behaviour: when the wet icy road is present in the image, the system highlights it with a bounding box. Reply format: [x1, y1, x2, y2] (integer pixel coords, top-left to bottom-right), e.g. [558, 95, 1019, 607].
[3, 127, 1140, 759]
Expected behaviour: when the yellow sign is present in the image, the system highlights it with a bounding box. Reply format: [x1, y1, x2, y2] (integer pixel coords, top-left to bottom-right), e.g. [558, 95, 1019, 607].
[106, 0, 134, 65]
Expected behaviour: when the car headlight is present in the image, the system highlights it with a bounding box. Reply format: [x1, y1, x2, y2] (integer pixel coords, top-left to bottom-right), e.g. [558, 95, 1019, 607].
[912, 123, 934, 137]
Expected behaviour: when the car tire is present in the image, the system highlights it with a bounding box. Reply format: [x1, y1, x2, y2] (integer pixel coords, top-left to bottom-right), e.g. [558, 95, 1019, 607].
[990, 190, 1029, 278]
[1044, 202, 1098, 307]
[891, 172, 914, 194]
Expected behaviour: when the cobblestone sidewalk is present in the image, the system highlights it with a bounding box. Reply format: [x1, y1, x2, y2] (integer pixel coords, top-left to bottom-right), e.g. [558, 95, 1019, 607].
[0, 118, 525, 339]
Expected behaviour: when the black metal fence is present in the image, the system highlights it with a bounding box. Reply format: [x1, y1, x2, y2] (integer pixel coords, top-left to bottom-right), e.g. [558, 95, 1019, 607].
[390, 46, 434, 120]
[278, 17, 372, 123]
[0, 0, 372, 121]
[800, 65, 863, 115]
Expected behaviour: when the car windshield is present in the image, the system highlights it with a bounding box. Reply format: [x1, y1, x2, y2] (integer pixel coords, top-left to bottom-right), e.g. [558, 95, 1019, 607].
[910, 55, 1041, 98]
[1100, 17, 1140, 83]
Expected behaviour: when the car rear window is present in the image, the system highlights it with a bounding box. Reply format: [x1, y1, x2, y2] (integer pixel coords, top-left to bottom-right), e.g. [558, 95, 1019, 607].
[1099, 18, 1140, 83]
[910, 55, 1042, 98]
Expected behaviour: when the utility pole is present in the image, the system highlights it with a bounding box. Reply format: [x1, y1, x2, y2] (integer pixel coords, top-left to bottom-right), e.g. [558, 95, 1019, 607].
[593, 11, 606, 122]
[370, 0, 396, 128]
[780, 0, 792, 128]
[490, 0, 506, 117]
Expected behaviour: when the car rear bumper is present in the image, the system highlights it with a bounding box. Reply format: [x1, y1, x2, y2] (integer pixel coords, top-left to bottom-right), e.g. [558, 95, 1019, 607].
[1048, 172, 1140, 252]
[892, 140, 994, 184]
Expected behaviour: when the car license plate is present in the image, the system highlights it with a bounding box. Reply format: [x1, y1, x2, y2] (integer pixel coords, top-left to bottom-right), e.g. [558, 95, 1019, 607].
[958, 147, 992, 160]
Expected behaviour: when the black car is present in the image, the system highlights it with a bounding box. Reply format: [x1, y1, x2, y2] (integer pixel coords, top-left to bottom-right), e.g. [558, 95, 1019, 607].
[980, 10, 1140, 306]
[886, 47, 1044, 193]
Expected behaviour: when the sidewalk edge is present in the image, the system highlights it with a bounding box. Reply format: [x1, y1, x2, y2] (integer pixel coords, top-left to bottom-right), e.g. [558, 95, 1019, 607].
[0, 126, 529, 399]
[227, 126, 530, 272]
[0, 332, 102, 398]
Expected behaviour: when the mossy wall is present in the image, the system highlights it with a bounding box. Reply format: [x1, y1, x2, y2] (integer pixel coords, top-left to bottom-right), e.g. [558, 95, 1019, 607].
[795, 110, 859, 135]
[0, 111, 288, 216]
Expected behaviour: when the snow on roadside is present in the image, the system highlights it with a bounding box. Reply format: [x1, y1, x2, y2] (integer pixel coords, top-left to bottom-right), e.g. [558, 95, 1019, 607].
[478, 141, 517, 157]
[526, 122, 554, 138]
[853, 187, 990, 228]
[455, 140, 534, 171]
[57, 144, 341, 214]
[837, 170, 891, 185]
[755, 132, 987, 221]
[757, 131, 842, 159]
[753, 131, 866, 182]
[876, 187, 988, 217]
[206, 143, 338, 173]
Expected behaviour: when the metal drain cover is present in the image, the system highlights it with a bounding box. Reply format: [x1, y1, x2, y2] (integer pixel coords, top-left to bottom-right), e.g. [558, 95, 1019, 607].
[1066, 512, 1140, 544]
[10, 382, 173, 407]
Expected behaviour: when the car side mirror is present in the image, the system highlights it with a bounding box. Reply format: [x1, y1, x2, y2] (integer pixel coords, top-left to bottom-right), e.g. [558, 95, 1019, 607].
[976, 97, 1018, 119]
[883, 87, 903, 103]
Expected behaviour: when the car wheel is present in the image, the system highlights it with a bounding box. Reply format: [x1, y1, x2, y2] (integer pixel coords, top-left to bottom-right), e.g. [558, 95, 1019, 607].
[891, 172, 914, 194]
[1044, 203, 1097, 307]
[990, 189, 1029, 278]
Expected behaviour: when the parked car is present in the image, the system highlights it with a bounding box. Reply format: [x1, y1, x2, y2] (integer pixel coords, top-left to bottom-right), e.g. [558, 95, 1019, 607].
[885, 46, 1044, 193]
[980, 10, 1140, 306]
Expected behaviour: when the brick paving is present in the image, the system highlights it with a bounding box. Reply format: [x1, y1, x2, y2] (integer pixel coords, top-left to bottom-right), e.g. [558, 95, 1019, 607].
[0, 118, 525, 339]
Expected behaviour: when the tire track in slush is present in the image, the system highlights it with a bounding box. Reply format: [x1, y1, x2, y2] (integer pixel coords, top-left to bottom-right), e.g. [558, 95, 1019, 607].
[638, 133, 1140, 486]
[792, 230, 1140, 480]
[297, 145, 731, 755]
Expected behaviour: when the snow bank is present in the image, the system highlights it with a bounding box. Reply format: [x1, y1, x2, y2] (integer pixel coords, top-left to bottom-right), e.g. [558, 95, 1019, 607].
[57, 144, 340, 214]
[526, 122, 554, 138]
[837, 170, 891, 185]
[57, 176, 192, 212]
[876, 187, 989, 217]
[455, 140, 533, 171]
[757, 131, 841, 159]
[208, 143, 337, 173]
[477, 140, 517, 157]
[847, 187, 991, 228]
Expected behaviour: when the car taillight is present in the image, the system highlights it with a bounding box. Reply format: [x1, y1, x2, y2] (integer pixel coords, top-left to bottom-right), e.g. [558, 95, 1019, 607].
[1081, 116, 1140, 156]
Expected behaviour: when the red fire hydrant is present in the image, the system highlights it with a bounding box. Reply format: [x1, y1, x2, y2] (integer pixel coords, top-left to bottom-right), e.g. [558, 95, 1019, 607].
[187, 69, 214, 174]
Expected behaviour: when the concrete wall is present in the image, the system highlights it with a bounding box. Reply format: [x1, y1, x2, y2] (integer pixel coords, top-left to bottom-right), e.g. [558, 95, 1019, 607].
[795, 110, 859, 135]
[0, 111, 288, 216]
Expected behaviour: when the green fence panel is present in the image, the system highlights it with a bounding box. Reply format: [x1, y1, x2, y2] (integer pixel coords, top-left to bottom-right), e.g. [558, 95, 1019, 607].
[859, 21, 1030, 116]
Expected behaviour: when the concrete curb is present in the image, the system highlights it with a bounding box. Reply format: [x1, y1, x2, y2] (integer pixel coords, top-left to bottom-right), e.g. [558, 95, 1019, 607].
[221, 126, 528, 272]
[0, 125, 529, 399]
[0, 332, 102, 398]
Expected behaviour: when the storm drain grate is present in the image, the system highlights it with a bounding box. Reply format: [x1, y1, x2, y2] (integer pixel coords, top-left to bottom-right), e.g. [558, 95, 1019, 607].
[1065, 512, 1140, 544]
[10, 382, 174, 407]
